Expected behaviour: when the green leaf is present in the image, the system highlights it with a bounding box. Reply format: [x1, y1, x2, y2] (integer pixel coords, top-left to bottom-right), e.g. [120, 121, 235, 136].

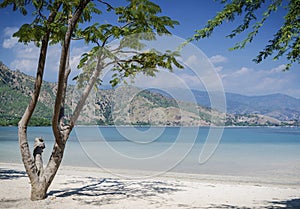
[192, 0, 299, 70]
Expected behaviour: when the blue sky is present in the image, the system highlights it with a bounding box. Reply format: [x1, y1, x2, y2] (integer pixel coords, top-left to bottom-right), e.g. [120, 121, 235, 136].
[0, 0, 299, 98]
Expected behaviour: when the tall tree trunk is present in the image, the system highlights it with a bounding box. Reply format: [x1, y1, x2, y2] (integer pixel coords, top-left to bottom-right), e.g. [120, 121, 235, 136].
[32, 0, 90, 200]
[18, 0, 90, 200]
[17, 0, 112, 200]
[18, 2, 61, 200]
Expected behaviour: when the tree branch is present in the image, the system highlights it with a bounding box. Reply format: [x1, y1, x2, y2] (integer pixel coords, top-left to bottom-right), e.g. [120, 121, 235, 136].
[52, 0, 91, 147]
[97, 0, 114, 11]
[59, 47, 72, 138]
[69, 53, 104, 128]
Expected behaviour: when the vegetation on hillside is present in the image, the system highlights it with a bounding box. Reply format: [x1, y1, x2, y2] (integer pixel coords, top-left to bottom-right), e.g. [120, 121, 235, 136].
[0, 63, 52, 126]
[1, 61, 297, 127]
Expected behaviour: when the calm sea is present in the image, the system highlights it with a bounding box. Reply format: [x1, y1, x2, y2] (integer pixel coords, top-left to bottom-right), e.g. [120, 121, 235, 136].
[1, 126, 300, 184]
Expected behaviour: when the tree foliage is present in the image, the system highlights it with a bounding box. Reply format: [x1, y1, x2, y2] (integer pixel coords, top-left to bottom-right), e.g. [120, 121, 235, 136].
[75, 0, 182, 88]
[190, 0, 299, 70]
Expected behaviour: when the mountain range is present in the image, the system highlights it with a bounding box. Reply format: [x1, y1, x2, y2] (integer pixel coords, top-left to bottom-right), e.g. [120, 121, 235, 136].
[0, 61, 299, 126]
[191, 90, 300, 122]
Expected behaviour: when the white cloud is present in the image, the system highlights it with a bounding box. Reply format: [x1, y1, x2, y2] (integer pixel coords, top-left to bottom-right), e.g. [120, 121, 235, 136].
[185, 55, 200, 67]
[3, 27, 18, 36]
[270, 64, 286, 73]
[2, 27, 19, 49]
[10, 43, 40, 72]
[214, 66, 223, 73]
[69, 45, 90, 69]
[68, 46, 90, 82]
[3, 38, 18, 49]
[251, 77, 286, 93]
[133, 70, 187, 89]
[3, 26, 90, 81]
[209, 55, 228, 64]
[184, 55, 205, 71]
[11, 58, 37, 73]
[15, 44, 39, 59]
[231, 67, 249, 77]
[220, 65, 299, 98]
[179, 72, 204, 89]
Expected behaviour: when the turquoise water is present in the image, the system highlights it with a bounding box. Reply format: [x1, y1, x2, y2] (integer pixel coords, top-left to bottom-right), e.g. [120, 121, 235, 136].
[0, 126, 300, 183]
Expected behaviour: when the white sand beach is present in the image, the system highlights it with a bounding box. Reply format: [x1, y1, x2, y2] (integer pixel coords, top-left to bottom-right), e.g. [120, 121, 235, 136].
[1, 163, 300, 209]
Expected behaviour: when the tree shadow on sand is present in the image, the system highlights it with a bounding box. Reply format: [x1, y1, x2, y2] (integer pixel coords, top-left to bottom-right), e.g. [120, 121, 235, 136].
[48, 177, 182, 206]
[0, 168, 27, 180]
[265, 198, 300, 209]
[208, 198, 300, 209]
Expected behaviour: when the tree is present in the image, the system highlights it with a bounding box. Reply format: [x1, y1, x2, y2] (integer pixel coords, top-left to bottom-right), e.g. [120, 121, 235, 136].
[0, 0, 182, 200]
[190, 0, 299, 70]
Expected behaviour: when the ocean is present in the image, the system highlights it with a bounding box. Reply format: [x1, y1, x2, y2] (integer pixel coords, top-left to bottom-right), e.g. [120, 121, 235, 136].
[1, 126, 300, 184]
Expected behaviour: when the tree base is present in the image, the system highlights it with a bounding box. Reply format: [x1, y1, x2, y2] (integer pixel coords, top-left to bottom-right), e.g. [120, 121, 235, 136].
[31, 183, 47, 201]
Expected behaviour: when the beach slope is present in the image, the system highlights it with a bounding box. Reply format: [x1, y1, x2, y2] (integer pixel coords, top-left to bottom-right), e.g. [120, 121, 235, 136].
[1, 163, 300, 209]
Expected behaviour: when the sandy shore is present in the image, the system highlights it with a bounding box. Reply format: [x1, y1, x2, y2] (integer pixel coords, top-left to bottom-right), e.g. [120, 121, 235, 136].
[1, 163, 300, 209]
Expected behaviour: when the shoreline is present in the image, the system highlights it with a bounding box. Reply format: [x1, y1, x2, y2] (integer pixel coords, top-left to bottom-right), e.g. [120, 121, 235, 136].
[1, 163, 300, 208]
[2, 162, 299, 188]
[1, 125, 299, 128]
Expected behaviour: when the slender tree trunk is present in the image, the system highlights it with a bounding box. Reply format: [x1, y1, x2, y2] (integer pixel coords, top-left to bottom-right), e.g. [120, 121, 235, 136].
[17, 0, 88, 200]
[18, 0, 105, 200]
[17, 3, 61, 200]
[18, 35, 52, 201]
[29, 0, 90, 200]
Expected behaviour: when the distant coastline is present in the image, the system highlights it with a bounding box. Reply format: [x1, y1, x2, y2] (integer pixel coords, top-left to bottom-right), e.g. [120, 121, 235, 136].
[1, 123, 299, 127]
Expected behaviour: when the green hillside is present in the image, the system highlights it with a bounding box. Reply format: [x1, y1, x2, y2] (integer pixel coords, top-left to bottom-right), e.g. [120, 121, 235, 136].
[1, 61, 289, 127]
[0, 62, 53, 126]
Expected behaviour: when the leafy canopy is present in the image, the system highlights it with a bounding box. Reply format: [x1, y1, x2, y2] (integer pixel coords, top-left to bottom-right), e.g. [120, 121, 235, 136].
[1, 0, 183, 87]
[190, 0, 299, 70]
[75, 0, 183, 88]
